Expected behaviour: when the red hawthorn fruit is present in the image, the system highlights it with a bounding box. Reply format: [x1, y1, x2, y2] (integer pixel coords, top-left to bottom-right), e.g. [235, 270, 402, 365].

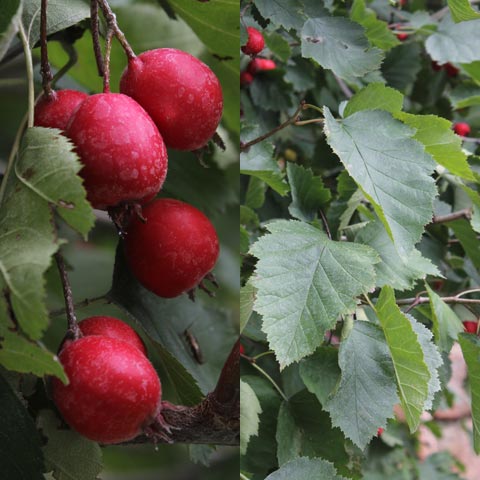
[66, 93, 168, 210]
[34, 89, 88, 131]
[124, 198, 220, 298]
[463, 321, 478, 334]
[247, 58, 277, 75]
[453, 122, 471, 137]
[377, 427, 384, 436]
[240, 71, 254, 87]
[240, 343, 245, 355]
[431, 60, 443, 72]
[120, 48, 223, 151]
[445, 63, 460, 77]
[241, 27, 265, 55]
[52, 336, 161, 444]
[396, 33, 408, 41]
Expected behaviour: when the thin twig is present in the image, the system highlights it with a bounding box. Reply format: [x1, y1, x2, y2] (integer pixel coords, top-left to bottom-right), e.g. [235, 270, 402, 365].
[91, 0, 104, 77]
[319, 209, 332, 240]
[431, 208, 472, 224]
[102, 28, 114, 93]
[249, 362, 288, 402]
[40, 0, 54, 97]
[334, 74, 353, 99]
[397, 296, 480, 307]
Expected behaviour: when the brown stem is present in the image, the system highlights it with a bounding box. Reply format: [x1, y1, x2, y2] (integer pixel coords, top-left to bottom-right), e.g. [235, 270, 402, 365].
[240, 101, 306, 151]
[55, 252, 82, 340]
[103, 28, 114, 93]
[91, 0, 104, 77]
[319, 209, 332, 240]
[40, 0, 54, 97]
[334, 74, 353, 99]
[431, 208, 472, 225]
[397, 296, 480, 307]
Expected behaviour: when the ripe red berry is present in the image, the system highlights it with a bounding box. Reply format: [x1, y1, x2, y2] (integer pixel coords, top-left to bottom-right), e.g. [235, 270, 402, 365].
[453, 122, 471, 136]
[78, 316, 146, 355]
[445, 63, 460, 77]
[377, 427, 384, 436]
[52, 336, 161, 444]
[125, 198, 220, 298]
[463, 321, 478, 334]
[431, 60, 442, 72]
[66, 93, 167, 210]
[34, 89, 88, 131]
[241, 27, 265, 55]
[247, 58, 276, 75]
[240, 343, 245, 355]
[120, 49, 223, 151]
[396, 33, 408, 41]
[240, 71, 254, 87]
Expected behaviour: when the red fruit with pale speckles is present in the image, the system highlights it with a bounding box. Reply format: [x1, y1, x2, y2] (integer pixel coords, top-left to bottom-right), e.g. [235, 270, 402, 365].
[78, 316, 146, 355]
[453, 122, 471, 137]
[247, 58, 276, 74]
[66, 93, 167, 210]
[463, 321, 478, 334]
[241, 27, 265, 55]
[120, 48, 223, 151]
[52, 336, 161, 444]
[34, 89, 88, 130]
[124, 198, 219, 298]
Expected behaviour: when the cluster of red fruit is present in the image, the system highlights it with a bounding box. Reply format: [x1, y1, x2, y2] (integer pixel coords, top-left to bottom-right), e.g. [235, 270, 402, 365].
[431, 60, 460, 77]
[240, 27, 276, 87]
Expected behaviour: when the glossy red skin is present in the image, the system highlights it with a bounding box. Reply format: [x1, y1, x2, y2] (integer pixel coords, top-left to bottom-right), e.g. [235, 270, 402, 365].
[240, 71, 254, 87]
[247, 58, 276, 74]
[34, 89, 88, 131]
[463, 321, 478, 334]
[239, 343, 245, 355]
[120, 49, 223, 151]
[52, 336, 161, 444]
[78, 316, 146, 355]
[241, 27, 265, 55]
[66, 93, 167, 210]
[125, 198, 219, 298]
[453, 122, 471, 136]
[396, 33, 408, 41]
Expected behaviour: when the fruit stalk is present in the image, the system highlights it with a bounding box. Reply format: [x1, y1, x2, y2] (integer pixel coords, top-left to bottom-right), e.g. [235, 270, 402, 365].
[40, 0, 54, 98]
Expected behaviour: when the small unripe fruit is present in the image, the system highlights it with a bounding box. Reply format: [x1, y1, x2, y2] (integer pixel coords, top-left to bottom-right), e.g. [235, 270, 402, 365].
[52, 336, 161, 444]
[241, 27, 265, 55]
[453, 122, 471, 136]
[66, 93, 167, 210]
[78, 316, 146, 355]
[396, 33, 408, 41]
[247, 58, 276, 75]
[463, 320, 478, 334]
[125, 198, 219, 298]
[240, 71, 254, 87]
[445, 63, 460, 77]
[34, 89, 88, 131]
[120, 49, 223, 151]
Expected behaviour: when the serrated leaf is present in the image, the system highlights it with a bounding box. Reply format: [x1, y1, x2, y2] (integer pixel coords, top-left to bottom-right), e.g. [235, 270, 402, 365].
[240, 379, 262, 455]
[301, 17, 384, 82]
[426, 284, 464, 353]
[448, 83, 480, 108]
[38, 410, 103, 480]
[449, 219, 480, 269]
[265, 457, 347, 480]
[344, 83, 404, 117]
[448, 0, 480, 23]
[462, 61, 480, 84]
[395, 112, 475, 181]
[350, 0, 400, 51]
[287, 163, 331, 222]
[0, 372, 45, 480]
[458, 333, 480, 453]
[276, 390, 349, 466]
[323, 321, 398, 449]
[249, 70, 295, 113]
[0, 128, 94, 340]
[0, 0, 22, 62]
[426, 14, 480, 64]
[375, 287, 430, 432]
[462, 185, 480, 233]
[382, 42, 422, 92]
[324, 107, 437, 257]
[254, 0, 304, 31]
[250, 220, 379, 367]
[265, 32, 292, 62]
[356, 220, 440, 291]
[240, 280, 256, 333]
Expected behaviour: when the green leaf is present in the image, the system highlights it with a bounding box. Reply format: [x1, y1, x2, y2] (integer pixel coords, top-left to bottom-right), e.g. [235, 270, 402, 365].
[0, 128, 93, 340]
[448, 0, 480, 23]
[299, 347, 340, 405]
[395, 112, 475, 182]
[276, 390, 349, 467]
[382, 43, 422, 92]
[265, 32, 292, 62]
[462, 185, 480, 233]
[0, 0, 21, 62]
[323, 321, 398, 449]
[250, 220, 379, 367]
[240, 126, 289, 196]
[38, 410, 103, 480]
[287, 163, 331, 222]
[240, 379, 262, 455]
[375, 287, 430, 432]
[426, 15, 480, 64]
[449, 219, 480, 270]
[0, 372, 45, 480]
[462, 61, 480, 84]
[356, 220, 440, 291]
[265, 457, 347, 480]
[240, 280, 256, 333]
[254, 0, 304, 31]
[301, 17, 384, 82]
[350, 0, 400, 51]
[448, 83, 480, 109]
[458, 333, 480, 453]
[344, 83, 404, 117]
[426, 284, 464, 353]
[22, 0, 90, 47]
[324, 107, 437, 257]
